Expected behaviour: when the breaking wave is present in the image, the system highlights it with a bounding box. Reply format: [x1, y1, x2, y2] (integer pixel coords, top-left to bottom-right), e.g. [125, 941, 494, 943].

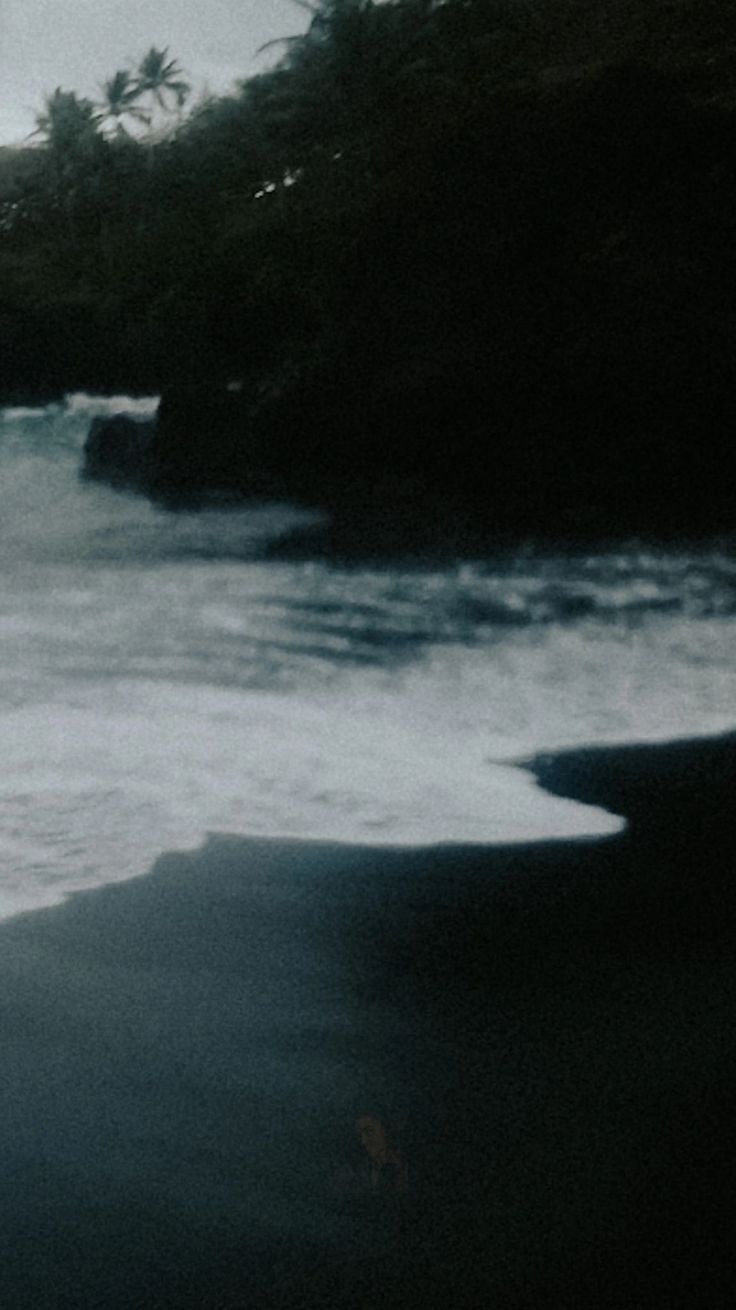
[0, 395, 734, 918]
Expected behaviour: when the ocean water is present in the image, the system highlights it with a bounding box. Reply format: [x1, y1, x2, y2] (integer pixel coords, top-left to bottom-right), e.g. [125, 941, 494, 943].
[1, 394, 735, 918]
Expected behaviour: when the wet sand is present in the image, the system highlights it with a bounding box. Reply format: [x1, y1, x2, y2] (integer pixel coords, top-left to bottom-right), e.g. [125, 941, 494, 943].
[1, 733, 735, 1307]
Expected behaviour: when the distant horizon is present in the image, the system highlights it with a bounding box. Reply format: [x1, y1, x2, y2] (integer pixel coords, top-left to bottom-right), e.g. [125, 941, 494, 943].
[0, 0, 307, 146]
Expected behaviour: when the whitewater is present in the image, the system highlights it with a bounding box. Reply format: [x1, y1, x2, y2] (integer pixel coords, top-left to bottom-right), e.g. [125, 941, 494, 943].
[1, 394, 735, 918]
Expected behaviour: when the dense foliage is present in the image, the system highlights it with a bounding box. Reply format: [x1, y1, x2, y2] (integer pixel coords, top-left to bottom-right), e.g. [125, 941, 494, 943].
[2, 0, 736, 545]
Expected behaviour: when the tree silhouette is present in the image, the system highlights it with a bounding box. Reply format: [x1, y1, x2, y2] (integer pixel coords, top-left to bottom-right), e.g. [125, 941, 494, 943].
[32, 88, 106, 239]
[33, 87, 102, 154]
[253, 0, 442, 165]
[136, 47, 191, 126]
[98, 70, 150, 138]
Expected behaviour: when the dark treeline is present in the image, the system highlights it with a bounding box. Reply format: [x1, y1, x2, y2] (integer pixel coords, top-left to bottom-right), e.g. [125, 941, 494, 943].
[2, 0, 736, 548]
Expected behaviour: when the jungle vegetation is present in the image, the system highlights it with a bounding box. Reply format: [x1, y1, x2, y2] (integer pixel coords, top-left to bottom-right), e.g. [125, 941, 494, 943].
[2, 0, 735, 542]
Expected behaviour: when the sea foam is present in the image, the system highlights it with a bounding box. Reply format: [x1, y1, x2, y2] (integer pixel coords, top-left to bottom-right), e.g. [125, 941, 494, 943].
[0, 396, 734, 918]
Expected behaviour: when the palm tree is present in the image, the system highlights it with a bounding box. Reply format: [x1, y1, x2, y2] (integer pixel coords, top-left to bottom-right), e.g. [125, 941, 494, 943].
[33, 87, 102, 153]
[32, 88, 105, 239]
[98, 69, 150, 137]
[136, 47, 191, 126]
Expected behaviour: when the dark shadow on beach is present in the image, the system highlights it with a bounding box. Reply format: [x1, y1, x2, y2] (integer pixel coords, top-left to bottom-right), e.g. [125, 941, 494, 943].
[0, 733, 735, 1307]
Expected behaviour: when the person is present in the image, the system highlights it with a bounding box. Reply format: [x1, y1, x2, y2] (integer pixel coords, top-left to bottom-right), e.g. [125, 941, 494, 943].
[355, 1114, 408, 1192]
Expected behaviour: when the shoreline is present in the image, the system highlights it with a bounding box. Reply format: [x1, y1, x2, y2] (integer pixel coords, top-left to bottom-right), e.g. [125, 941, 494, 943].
[0, 731, 735, 1306]
[4, 391, 736, 557]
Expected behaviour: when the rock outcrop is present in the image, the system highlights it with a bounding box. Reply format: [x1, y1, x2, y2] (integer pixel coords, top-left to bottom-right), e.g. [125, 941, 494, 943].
[81, 414, 155, 490]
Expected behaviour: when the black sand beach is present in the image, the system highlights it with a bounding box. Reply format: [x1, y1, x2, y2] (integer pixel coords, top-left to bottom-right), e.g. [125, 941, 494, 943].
[1, 733, 735, 1308]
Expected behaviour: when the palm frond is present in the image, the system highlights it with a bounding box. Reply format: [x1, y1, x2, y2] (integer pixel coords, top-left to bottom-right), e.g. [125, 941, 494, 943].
[256, 35, 304, 56]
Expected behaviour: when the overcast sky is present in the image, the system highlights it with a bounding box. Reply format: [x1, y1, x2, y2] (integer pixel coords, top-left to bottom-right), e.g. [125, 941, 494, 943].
[0, 0, 307, 144]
